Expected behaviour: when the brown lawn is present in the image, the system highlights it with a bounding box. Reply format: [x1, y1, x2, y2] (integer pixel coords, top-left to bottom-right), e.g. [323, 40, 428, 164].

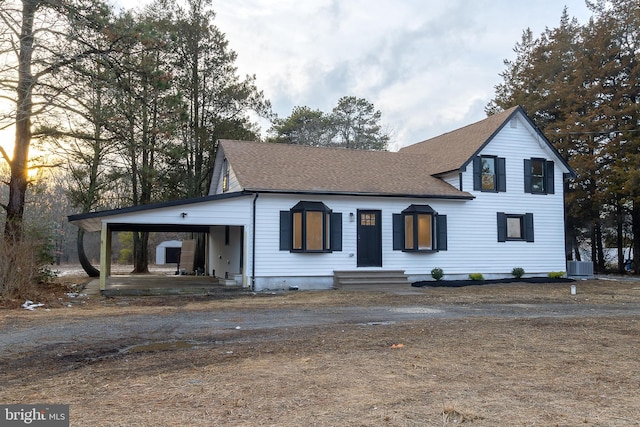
[1, 277, 640, 426]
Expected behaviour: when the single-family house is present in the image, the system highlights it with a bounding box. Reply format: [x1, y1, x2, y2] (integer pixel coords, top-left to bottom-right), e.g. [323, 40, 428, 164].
[68, 106, 575, 291]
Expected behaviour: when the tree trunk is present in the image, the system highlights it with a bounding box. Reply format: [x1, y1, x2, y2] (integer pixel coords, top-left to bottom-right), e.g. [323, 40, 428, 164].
[633, 200, 640, 274]
[616, 202, 625, 274]
[590, 224, 597, 272]
[595, 220, 606, 273]
[77, 229, 100, 277]
[5, 0, 37, 240]
[132, 231, 149, 274]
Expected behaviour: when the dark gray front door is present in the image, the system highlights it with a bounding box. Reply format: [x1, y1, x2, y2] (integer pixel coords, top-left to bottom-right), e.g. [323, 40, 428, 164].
[357, 210, 382, 267]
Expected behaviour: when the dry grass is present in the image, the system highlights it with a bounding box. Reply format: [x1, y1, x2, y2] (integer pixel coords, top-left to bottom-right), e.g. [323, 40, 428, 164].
[2, 278, 640, 426]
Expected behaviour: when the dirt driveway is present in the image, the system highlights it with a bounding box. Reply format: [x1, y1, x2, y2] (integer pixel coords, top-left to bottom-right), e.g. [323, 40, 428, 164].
[2, 278, 640, 426]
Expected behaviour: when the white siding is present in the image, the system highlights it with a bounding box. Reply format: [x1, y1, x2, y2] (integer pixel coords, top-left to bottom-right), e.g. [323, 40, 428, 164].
[99, 109, 569, 290]
[251, 194, 473, 288]
[212, 162, 242, 195]
[209, 145, 243, 195]
[453, 115, 568, 277]
[250, 115, 569, 289]
[209, 225, 244, 280]
[440, 172, 461, 190]
[102, 196, 253, 227]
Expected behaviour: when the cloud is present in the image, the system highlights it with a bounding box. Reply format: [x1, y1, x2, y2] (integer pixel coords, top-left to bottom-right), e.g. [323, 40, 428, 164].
[120, 0, 594, 149]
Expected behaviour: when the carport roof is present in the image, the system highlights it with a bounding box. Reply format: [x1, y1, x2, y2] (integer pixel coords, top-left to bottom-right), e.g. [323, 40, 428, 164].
[68, 192, 248, 232]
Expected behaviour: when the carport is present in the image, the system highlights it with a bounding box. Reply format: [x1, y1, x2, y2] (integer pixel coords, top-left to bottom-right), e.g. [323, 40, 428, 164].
[68, 194, 251, 293]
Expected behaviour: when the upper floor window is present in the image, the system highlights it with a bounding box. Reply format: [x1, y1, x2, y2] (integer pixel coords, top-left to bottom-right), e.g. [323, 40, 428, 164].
[524, 158, 554, 194]
[473, 156, 506, 192]
[393, 204, 447, 252]
[481, 156, 496, 191]
[280, 202, 342, 253]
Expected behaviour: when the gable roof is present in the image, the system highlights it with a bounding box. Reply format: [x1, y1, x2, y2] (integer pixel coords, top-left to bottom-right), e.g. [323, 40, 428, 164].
[218, 140, 473, 199]
[399, 106, 521, 175]
[399, 105, 575, 176]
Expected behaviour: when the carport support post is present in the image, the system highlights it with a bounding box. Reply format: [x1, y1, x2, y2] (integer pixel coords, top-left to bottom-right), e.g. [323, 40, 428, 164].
[99, 223, 112, 291]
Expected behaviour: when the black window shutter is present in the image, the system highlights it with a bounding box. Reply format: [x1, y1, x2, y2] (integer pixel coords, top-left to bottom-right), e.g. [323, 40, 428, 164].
[497, 157, 506, 192]
[392, 214, 403, 250]
[279, 211, 291, 251]
[524, 159, 532, 193]
[525, 213, 535, 242]
[497, 212, 507, 242]
[436, 214, 447, 251]
[473, 156, 482, 191]
[330, 212, 342, 251]
[546, 161, 555, 194]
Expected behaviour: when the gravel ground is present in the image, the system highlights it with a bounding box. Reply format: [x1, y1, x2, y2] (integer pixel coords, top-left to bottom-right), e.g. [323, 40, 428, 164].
[3, 298, 640, 361]
[3, 277, 640, 426]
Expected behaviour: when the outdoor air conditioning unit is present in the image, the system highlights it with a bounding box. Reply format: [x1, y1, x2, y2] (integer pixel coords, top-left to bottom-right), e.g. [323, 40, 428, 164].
[567, 261, 593, 277]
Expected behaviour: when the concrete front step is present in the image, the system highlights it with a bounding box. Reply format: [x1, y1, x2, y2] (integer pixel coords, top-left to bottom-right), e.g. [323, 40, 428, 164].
[334, 270, 409, 288]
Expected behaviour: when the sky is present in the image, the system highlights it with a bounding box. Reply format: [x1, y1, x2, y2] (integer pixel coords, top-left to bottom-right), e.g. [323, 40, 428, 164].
[1, 1, 595, 157]
[201, 0, 594, 150]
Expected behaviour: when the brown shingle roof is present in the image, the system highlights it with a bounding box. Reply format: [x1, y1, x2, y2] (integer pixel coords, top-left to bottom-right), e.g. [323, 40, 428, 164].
[218, 140, 473, 199]
[399, 106, 520, 175]
[217, 107, 525, 198]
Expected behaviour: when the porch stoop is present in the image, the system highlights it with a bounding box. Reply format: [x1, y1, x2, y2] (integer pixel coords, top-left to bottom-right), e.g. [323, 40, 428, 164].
[333, 270, 409, 288]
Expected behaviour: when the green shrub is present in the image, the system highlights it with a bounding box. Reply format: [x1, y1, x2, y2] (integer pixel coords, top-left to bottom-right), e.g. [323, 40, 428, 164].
[431, 267, 444, 281]
[468, 273, 484, 281]
[118, 248, 133, 264]
[511, 267, 525, 279]
[548, 271, 566, 279]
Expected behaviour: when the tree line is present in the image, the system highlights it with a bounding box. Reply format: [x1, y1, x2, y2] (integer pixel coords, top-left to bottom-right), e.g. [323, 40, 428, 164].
[267, 97, 390, 150]
[0, 0, 270, 282]
[0, 0, 390, 291]
[488, 0, 640, 274]
[2, 0, 637, 299]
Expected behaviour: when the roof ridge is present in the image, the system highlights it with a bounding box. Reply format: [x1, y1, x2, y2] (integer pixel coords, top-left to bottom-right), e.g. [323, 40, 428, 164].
[403, 105, 520, 148]
[219, 139, 392, 155]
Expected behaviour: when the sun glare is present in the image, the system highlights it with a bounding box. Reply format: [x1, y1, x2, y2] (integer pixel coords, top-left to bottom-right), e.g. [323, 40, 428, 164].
[0, 124, 14, 162]
[0, 124, 53, 181]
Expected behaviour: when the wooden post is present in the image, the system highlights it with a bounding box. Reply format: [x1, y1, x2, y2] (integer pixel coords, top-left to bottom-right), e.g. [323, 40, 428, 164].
[99, 223, 112, 291]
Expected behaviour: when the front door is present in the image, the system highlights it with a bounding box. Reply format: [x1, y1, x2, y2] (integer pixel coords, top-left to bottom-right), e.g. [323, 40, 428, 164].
[357, 210, 382, 267]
